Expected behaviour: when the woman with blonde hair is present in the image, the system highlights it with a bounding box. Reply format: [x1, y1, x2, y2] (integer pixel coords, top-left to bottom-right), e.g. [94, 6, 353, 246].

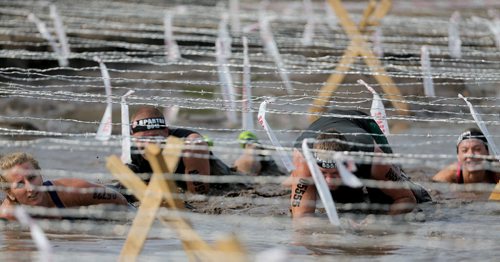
[0, 152, 128, 220]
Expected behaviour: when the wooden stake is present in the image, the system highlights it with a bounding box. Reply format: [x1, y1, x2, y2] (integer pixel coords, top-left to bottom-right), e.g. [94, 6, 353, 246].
[107, 140, 247, 261]
[309, 0, 408, 122]
[489, 181, 500, 201]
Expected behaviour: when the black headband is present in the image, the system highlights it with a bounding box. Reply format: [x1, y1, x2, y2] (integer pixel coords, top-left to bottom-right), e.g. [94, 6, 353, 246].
[313, 152, 337, 169]
[457, 130, 488, 148]
[131, 117, 167, 134]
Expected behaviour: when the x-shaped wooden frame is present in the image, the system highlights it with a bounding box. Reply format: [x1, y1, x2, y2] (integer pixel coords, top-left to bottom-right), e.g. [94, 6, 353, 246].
[309, 0, 409, 122]
[106, 136, 246, 262]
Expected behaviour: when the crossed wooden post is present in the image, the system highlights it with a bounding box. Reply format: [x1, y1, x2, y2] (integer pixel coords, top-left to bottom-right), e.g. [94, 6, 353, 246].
[309, 0, 409, 122]
[106, 136, 246, 261]
[490, 182, 500, 201]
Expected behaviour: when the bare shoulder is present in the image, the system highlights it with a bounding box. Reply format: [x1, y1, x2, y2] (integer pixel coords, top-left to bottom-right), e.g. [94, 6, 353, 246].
[432, 163, 457, 183]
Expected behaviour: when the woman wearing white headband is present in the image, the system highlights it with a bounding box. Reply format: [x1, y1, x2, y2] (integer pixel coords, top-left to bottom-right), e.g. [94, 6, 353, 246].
[433, 128, 500, 184]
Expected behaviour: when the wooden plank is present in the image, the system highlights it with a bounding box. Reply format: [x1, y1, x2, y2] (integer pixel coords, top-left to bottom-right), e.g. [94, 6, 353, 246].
[310, 0, 406, 122]
[309, 46, 359, 121]
[162, 136, 184, 176]
[107, 155, 147, 200]
[358, 45, 409, 114]
[145, 143, 184, 209]
[119, 171, 164, 261]
[212, 234, 247, 262]
[107, 148, 246, 262]
[489, 181, 500, 201]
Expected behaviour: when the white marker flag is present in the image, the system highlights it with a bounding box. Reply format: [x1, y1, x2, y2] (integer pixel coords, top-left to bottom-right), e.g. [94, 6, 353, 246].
[164, 12, 181, 61]
[259, 13, 294, 94]
[421, 45, 435, 97]
[50, 5, 70, 66]
[324, 0, 338, 30]
[14, 206, 52, 262]
[95, 57, 113, 141]
[121, 90, 134, 164]
[302, 139, 340, 226]
[372, 27, 384, 58]
[301, 0, 315, 46]
[257, 100, 295, 172]
[358, 80, 390, 135]
[459, 94, 499, 159]
[333, 152, 362, 188]
[218, 13, 232, 59]
[242, 37, 254, 131]
[216, 38, 238, 125]
[229, 0, 241, 34]
[27, 13, 66, 67]
[449, 11, 462, 59]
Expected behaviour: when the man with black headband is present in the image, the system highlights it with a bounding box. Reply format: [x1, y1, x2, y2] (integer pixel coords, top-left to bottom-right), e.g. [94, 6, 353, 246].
[123, 106, 233, 200]
[289, 109, 431, 218]
[433, 128, 499, 184]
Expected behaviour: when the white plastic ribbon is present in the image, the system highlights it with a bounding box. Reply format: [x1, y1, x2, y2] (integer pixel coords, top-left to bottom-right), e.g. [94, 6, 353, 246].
[50, 5, 70, 66]
[95, 57, 113, 141]
[164, 105, 179, 125]
[257, 100, 295, 172]
[333, 152, 362, 188]
[358, 80, 390, 135]
[218, 13, 232, 59]
[302, 139, 340, 226]
[27, 13, 66, 67]
[242, 37, 254, 131]
[163, 12, 181, 61]
[259, 12, 294, 94]
[14, 206, 52, 262]
[459, 94, 499, 159]
[324, 0, 338, 30]
[301, 0, 315, 46]
[449, 11, 462, 59]
[372, 27, 384, 58]
[216, 38, 238, 125]
[420, 45, 435, 97]
[121, 90, 134, 164]
[229, 0, 241, 34]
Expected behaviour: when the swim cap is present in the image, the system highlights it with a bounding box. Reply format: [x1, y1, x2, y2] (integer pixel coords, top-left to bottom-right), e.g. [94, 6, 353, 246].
[238, 131, 258, 148]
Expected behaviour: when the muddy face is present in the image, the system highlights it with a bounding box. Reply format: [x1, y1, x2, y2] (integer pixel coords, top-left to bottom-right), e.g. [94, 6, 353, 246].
[4, 162, 44, 206]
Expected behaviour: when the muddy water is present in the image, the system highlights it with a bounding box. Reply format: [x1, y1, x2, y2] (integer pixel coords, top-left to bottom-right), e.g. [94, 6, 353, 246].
[0, 120, 499, 261]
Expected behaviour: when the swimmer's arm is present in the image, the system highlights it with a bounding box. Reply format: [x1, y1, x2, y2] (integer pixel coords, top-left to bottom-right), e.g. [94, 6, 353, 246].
[432, 163, 457, 183]
[290, 149, 317, 219]
[183, 133, 210, 194]
[56, 179, 128, 206]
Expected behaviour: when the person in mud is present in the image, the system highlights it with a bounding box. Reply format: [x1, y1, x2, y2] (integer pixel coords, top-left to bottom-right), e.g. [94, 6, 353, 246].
[433, 128, 499, 184]
[0, 152, 128, 220]
[233, 131, 286, 176]
[122, 107, 286, 202]
[289, 110, 432, 219]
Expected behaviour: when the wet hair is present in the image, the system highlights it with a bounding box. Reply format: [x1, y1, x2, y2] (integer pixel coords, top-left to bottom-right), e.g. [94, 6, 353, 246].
[311, 129, 350, 169]
[456, 128, 489, 153]
[0, 152, 41, 190]
[313, 129, 350, 152]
